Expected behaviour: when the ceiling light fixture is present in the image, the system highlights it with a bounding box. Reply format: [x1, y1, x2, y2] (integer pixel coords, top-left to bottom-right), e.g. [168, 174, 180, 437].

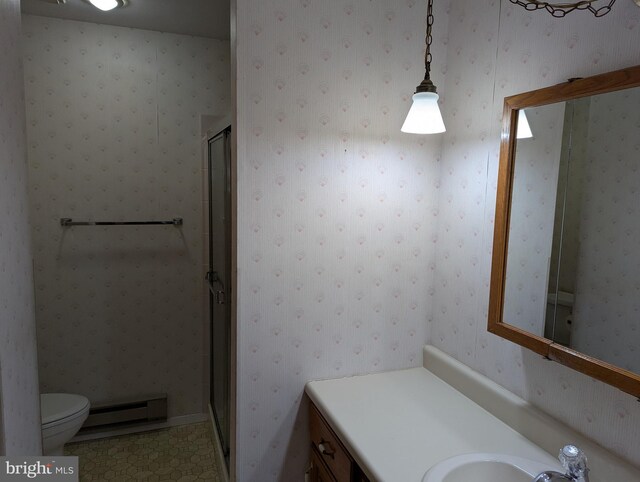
[87, 0, 124, 12]
[401, 0, 445, 135]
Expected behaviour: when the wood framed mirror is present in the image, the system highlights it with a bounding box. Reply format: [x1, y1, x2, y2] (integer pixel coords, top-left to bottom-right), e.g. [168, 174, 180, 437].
[488, 65, 640, 398]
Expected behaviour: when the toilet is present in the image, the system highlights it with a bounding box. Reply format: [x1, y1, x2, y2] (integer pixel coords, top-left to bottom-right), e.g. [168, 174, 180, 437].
[41, 393, 90, 455]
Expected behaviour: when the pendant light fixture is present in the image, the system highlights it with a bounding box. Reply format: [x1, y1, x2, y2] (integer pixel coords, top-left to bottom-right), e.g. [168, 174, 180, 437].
[516, 110, 533, 139]
[86, 0, 125, 11]
[401, 0, 446, 134]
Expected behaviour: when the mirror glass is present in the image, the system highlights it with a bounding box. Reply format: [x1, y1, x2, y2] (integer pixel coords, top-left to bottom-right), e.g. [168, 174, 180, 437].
[504, 87, 640, 375]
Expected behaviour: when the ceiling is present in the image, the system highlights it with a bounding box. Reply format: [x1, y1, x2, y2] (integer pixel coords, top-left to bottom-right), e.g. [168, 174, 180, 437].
[21, 0, 230, 40]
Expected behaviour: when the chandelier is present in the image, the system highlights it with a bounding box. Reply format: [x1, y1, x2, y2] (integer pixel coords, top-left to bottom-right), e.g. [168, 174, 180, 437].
[509, 0, 616, 17]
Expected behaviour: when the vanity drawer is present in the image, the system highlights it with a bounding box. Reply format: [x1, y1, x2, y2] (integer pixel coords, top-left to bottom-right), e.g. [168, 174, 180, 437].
[311, 445, 337, 482]
[309, 404, 353, 482]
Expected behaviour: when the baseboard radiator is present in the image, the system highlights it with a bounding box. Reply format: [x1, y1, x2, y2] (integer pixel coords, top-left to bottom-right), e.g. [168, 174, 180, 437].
[80, 394, 167, 432]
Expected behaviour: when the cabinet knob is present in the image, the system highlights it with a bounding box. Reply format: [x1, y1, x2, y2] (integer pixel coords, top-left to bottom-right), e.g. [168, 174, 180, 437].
[318, 440, 335, 458]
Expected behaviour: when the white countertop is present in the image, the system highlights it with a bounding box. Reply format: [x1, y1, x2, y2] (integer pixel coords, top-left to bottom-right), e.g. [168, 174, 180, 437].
[306, 367, 561, 482]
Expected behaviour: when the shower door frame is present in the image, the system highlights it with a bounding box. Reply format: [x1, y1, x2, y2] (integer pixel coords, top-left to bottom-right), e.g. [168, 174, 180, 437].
[204, 123, 234, 476]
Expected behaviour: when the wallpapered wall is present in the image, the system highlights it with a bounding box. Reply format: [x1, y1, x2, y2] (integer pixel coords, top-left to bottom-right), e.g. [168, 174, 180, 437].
[572, 88, 640, 374]
[504, 103, 565, 336]
[0, 0, 42, 456]
[432, 0, 640, 467]
[235, 0, 449, 479]
[549, 98, 589, 296]
[22, 15, 230, 418]
[545, 98, 589, 344]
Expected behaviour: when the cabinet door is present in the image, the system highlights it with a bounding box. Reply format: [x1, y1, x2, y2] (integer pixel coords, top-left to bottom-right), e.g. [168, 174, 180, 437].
[311, 446, 337, 482]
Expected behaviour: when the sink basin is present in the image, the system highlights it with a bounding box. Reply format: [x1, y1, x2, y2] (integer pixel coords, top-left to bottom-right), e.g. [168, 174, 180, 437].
[422, 453, 560, 482]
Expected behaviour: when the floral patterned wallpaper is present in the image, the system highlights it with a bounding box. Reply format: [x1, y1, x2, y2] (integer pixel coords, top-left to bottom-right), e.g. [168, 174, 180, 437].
[504, 102, 566, 336]
[234, 0, 640, 478]
[8, 0, 639, 474]
[22, 15, 230, 419]
[433, 0, 640, 468]
[235, 0, 449, 479]
[572, 88, 640, 374]
[0, 0, 42, 456]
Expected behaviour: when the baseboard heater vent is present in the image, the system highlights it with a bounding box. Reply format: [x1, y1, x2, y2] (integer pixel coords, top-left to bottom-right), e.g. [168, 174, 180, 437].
[81, 394, 167, 431]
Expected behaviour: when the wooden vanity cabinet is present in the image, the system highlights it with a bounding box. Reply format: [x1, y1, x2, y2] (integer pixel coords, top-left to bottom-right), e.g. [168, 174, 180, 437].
[310, 446, 338, 482]
[309, 402, 370, 482]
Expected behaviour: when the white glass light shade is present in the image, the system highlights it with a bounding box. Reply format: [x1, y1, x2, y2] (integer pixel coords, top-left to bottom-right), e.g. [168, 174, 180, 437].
[401, 92, 446, 134]
[517, 110, 533, 139]
[88, 0, 119, 11]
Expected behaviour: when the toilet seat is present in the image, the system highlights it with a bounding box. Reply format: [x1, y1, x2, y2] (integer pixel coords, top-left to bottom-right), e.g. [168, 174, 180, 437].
[41, 393, 90, 428]
[40, 393, 90, 455]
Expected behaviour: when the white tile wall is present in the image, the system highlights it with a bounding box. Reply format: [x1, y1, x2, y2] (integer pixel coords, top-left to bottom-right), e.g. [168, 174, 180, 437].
[0, 0, 42, 456]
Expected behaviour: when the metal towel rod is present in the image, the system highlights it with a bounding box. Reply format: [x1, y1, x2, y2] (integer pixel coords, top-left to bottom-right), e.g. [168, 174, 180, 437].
[60, 218, 183, 227]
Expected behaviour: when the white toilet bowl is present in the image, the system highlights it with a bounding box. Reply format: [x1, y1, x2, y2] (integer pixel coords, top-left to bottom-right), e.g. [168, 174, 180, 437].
[41, 393, 90, 456]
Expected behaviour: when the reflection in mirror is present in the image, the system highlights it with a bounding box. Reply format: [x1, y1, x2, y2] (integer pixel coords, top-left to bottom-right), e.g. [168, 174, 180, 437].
[504, 102, 567, 336]
[545, 97, 589, 347]
[516, 110, 533, 139]
[505, 87, 640, 375]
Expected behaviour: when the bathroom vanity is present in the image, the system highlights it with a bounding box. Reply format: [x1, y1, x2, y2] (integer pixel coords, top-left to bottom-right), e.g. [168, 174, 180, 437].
[305, 346, 640, 482]
[309, 401, 369, 482]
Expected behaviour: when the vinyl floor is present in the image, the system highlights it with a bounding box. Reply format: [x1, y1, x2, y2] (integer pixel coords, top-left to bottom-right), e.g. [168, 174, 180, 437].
[64, 422, 224, 481]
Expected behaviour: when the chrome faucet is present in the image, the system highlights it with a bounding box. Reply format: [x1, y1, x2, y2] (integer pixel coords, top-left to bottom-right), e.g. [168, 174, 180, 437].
[533, 445, 590, 482]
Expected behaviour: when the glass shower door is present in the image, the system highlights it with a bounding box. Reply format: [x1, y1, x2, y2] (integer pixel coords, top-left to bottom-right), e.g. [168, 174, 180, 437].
[207, 127, 231, 469]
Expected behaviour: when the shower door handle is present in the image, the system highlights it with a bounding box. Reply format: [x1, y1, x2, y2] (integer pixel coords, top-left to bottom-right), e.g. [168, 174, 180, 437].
[206, 271, 226, 304]
[213, 287, 225, 305]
